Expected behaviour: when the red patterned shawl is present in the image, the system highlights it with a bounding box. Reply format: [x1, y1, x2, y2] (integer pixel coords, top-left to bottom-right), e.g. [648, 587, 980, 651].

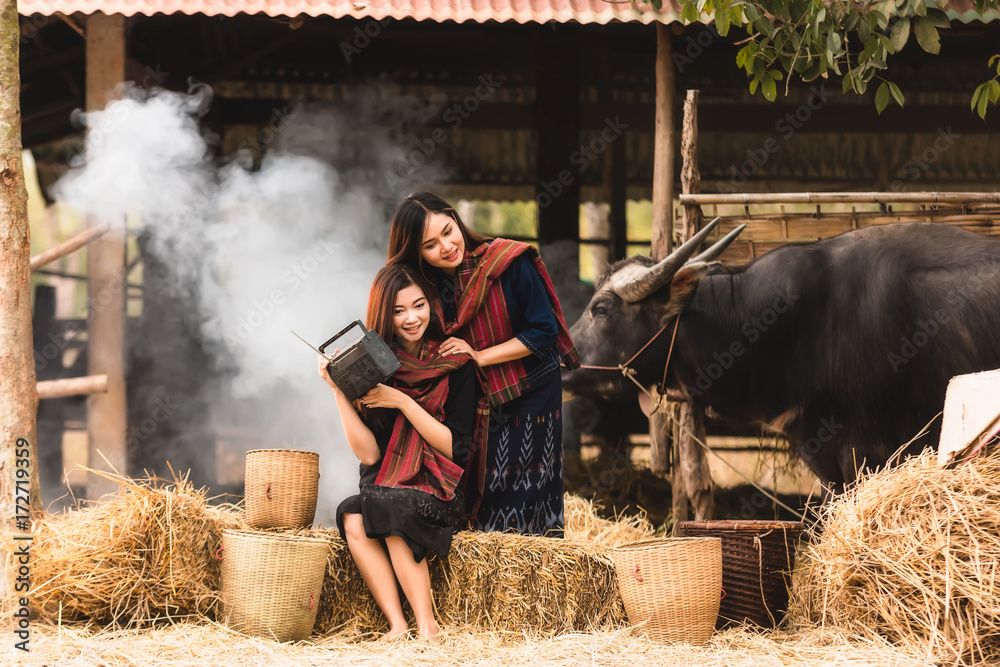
[374, 341, 488, 515]
[437, 238, 580, 407]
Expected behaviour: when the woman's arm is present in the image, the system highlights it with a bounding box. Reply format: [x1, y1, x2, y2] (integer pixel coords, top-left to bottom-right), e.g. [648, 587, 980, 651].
[318, 356, 381, 466]
[440, 254, 558, 368]
[362, 383, 454, 459]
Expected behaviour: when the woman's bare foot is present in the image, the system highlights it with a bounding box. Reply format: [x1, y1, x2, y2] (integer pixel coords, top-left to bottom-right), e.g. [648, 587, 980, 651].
[380, 624, 409, 642]
[416, 621, 440, 641]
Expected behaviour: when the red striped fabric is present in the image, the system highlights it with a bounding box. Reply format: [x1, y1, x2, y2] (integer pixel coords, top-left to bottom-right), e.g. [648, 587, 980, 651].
[373, 340, 470, 501]
[444, 238, 580, 406]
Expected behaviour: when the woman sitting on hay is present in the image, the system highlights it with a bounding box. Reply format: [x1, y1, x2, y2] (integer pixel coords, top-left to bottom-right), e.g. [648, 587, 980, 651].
[318, 263, 483, 641]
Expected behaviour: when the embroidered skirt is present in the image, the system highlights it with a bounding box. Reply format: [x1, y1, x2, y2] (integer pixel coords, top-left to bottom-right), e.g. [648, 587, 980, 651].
[336, 484, 464, 563]
[474, 369, 564, 536]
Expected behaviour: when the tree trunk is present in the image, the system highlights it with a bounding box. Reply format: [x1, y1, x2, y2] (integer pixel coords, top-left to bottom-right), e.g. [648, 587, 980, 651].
[0, 0, 39, 616]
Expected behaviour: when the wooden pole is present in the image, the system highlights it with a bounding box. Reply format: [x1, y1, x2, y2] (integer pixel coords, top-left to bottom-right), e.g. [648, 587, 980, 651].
[648, 23, 677, 476]
[30, 223, 109, 271]
[650, 23, 676, 261]
[86, 13, 127, 499]
[678, 402, 713, 521]
[38, 375, 109, 400]
[0, 0, 39, 619]
[675, 90, 714, 522]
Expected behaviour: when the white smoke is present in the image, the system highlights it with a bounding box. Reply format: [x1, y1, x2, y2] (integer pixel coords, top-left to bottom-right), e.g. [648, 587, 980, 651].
[52, 84, 444, 524]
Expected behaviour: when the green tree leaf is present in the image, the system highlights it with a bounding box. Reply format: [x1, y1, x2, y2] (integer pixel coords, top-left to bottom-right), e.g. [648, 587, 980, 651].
[914, 18, 941, 54]
[926, 8, 950, 28]
[681, 1, 699, 22]
[989, 79, 1000, 103]
[889, 19, 910, 52]
[971, 82, 984, 111]
[978, 89, 989, 118]
[762, 74, 777, 101]
[888, 81, 905, 107]
[875, 82, 890, 113]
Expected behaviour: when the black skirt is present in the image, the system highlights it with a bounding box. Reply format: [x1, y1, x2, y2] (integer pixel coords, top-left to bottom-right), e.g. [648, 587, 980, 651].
[336, 484, 464, 563]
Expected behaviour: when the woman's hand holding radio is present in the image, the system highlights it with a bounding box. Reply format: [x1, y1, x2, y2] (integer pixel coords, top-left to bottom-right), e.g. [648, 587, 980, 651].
[361, 384, 408, 410]
[317, 353, 340, 392]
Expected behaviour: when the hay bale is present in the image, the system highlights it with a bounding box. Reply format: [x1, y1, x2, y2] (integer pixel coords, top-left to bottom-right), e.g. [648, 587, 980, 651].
[788, 451, 1000, 666]
[29, 475, 242, 626]
[315, 494, 638, 637]
[564, 494, 655, 546]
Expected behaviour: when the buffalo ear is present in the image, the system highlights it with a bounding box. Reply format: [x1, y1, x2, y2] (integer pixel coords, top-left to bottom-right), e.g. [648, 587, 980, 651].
[668, 262, 711, 303]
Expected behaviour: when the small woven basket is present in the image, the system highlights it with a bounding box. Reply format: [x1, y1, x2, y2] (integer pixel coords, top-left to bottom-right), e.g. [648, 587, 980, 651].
[245, 449, 320, 529]
[677, 520, 802, 629]
[613, 537, 722, 645]
[219, 529, 330, 642]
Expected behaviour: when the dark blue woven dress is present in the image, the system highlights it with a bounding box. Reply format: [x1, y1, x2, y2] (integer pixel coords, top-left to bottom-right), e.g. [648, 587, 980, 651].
[443, 254, 565, 537]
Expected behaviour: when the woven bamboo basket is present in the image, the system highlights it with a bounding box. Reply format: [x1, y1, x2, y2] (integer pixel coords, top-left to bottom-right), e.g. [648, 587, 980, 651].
[245, 449, 320, 529]
[613, 537, 722, 645]
[219, 529, 330, 642]
[677, 520, 802, 629]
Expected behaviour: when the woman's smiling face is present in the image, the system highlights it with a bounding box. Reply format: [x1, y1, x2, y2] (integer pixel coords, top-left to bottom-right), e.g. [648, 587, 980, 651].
[392, 284, 430, 349]
[420, 212, 465, 273]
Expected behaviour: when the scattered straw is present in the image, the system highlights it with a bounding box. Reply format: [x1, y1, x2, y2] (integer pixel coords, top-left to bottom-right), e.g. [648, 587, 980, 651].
[26, 473, 243, 627]
[6, 621, 936, 666]
[789, 450, 1000, 666]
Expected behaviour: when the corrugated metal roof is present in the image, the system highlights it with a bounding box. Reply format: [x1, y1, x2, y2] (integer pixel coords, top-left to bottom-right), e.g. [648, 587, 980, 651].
[17, 0, 997, 25]
[18, 0, 683, 24]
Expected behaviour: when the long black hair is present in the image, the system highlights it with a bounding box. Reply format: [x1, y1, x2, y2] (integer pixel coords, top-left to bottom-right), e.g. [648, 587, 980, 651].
[386, 192, 491, 284]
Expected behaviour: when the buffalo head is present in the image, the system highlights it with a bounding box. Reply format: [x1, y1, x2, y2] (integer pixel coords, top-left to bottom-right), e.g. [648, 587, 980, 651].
[564, 217, 745, 398]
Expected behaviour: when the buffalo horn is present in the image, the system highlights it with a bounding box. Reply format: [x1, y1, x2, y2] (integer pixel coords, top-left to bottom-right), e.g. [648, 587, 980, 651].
[690, 223, 747, 264]
[613, 217, 723, 302]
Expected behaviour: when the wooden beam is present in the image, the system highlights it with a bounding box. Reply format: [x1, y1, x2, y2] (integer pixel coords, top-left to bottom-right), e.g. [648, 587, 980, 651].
[648, 23, 677, 478]
[86, 12, 127, 500]
[30, 223, 108, 271]
[682, 192, 1000, 205]
[675, 89, 714, 522]
[38, 375, 109, 400]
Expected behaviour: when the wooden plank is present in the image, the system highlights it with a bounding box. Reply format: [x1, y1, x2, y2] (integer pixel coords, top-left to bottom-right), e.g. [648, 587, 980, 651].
[30, 223, 108, 271]
[682, 192, 1000, 206]
[86, 12, 128, 499]
[38, 375, 109, 400]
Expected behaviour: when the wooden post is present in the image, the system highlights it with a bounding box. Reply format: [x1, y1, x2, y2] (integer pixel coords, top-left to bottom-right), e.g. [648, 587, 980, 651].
[0, 0, 38, 617]
[86, 13, 128, 498]
[535, 30, 581, 269]
[610, 129, 628, 262]
[650, 23, 676, 261]
[674, 89, 714, 522]
[648, 23, 677, 476]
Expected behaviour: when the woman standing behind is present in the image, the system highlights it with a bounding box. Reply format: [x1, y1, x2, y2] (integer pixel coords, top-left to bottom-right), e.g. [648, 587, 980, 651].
[320, 264, 480, 640]
[387, 192, 579, 536]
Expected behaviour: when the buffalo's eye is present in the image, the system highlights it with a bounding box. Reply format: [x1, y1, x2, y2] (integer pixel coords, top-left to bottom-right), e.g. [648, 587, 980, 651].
[593, 305, 608, 318]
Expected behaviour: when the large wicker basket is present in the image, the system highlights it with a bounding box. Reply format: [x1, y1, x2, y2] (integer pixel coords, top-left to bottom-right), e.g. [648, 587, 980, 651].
[219, 529, 330, 642]
[613, 537, 722, 645]
[677, 520, 802, 629]
[245, 449, 320, 529]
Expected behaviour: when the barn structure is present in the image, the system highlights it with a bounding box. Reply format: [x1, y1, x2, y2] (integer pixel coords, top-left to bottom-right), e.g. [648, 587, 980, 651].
[19, 0, 1000, 514]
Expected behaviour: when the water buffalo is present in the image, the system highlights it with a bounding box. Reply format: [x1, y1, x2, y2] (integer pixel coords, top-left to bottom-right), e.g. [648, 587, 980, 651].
[563, 220, 1000, 491]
